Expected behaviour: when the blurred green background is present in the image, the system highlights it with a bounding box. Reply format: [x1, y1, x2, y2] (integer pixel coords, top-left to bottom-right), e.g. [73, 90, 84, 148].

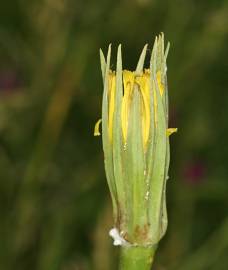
[0, 0, 228, 269]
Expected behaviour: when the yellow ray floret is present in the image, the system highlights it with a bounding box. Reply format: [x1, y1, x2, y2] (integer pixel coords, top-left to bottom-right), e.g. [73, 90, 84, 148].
[108, 71, 116, 142]
[121, 70, 134, 143]
[166, 128, 178, 136]
[94, 119, 102, 136]
[135, 72, 150, 149]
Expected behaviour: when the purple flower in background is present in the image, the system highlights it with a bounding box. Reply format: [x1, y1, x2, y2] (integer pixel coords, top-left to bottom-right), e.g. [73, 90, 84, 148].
[0, 69, 22, 95]
[183, 160, 206, 185]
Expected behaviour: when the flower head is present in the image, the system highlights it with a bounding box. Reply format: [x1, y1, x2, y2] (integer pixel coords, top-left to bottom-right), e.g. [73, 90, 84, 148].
[95, 33, 177, 246]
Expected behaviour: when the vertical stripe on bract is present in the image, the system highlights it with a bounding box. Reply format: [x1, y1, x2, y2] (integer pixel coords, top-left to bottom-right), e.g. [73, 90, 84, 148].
[127, 85, 146, 242]
[113, 45, 126, 229]
[121, 70, 135, 240]
[108, 72, 116, 142]
[101, 45, 118, 223]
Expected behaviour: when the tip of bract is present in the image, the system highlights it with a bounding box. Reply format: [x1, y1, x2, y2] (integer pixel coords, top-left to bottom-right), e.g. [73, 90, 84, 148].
[136, 44, 148, 74]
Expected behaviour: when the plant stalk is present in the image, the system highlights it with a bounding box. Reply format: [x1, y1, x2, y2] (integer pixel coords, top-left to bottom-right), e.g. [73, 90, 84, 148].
[119, 245, 157, 270]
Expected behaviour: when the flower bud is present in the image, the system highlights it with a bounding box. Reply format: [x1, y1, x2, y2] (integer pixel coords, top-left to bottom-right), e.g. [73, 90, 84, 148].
[95, 33, 177, 246]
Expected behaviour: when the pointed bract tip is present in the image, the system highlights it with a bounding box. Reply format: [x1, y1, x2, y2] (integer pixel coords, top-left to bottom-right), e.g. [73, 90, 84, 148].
[165, 42, 170, 59]
[136, 44, 148, 73]
[117, 44, 122, 57]
[144, 43, 148, 49]
[100, 49, 105, 62]
[106, 44, 112, 68]
[107, 44, 112, 59]
[117, 44, 122, 70]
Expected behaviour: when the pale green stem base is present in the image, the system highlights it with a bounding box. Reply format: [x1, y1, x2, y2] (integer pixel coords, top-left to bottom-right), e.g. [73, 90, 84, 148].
[119, 245, 157, 270]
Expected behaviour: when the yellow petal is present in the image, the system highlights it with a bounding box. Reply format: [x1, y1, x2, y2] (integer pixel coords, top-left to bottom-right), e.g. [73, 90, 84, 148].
[108, 72, 116, 142]
[166, 128, 177, 136]
[121, 70, 134, 142]
[135, 72, 150, 149]
[94, 119, 102, 136]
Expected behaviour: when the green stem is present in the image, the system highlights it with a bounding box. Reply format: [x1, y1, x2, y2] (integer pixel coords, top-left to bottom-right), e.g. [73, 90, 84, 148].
[119, 246, 157, 270]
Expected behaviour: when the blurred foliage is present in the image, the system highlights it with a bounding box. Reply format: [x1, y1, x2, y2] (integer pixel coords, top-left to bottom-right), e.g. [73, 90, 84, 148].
[0, 0, 228, 269]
